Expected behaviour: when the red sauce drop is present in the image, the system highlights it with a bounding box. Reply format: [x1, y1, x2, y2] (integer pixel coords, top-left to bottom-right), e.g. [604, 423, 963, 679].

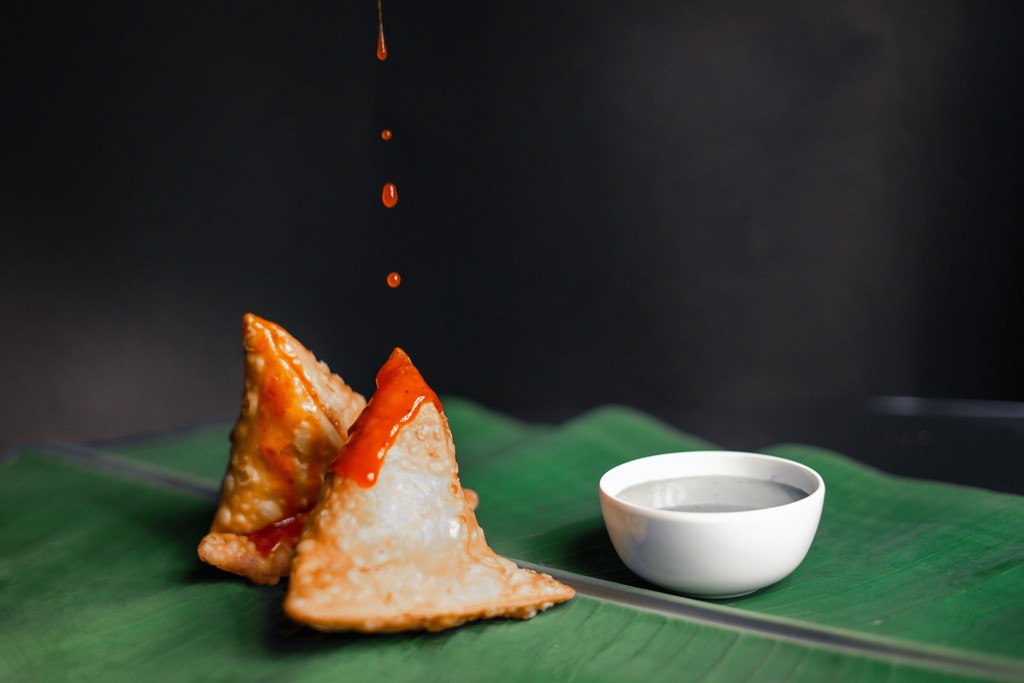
[332, 348, 442, 487]
[387, 271, 401, 288]
[381, 128, 392, 141]
[382, 182, 398, 208]
[247, 514, 307, 557]
[376, 0, 388, 61]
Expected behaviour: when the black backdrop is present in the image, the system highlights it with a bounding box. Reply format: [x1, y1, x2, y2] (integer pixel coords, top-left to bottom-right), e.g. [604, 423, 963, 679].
[3, 2, 1022, 485]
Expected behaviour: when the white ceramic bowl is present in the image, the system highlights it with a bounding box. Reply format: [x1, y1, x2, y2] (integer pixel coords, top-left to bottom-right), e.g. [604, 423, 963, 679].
[599, 451, 825, 598]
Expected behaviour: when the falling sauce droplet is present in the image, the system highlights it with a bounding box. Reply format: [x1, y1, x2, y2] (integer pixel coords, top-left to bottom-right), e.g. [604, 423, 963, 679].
[377, 24, 387, 61]
[376, 0, 388, 61]
[387, 271, 401, 288]
[381, 129, 392, 141]
[382, 182, 398, 208]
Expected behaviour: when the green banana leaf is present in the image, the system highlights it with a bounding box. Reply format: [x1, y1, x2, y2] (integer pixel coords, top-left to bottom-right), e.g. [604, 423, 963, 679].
[1, 397, 1021, 682]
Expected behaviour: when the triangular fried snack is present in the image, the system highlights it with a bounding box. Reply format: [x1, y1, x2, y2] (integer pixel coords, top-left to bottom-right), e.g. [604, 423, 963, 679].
[198, 313, 367, 585]
[284, 348, 575, 632]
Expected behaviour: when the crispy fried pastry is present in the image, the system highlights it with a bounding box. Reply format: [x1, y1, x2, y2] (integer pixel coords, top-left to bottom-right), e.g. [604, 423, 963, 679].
[284, 348, 574, 632]
[198, 313, 367, 585]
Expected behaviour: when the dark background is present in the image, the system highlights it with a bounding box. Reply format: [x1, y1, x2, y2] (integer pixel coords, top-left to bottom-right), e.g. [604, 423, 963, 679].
[3, 2, 1022, 491]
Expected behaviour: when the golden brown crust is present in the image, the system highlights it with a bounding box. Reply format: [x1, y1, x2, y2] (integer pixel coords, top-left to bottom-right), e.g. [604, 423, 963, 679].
[462, 487, 480, 511]
[284, 401, 574, 633]
[197, 532, 293, 586]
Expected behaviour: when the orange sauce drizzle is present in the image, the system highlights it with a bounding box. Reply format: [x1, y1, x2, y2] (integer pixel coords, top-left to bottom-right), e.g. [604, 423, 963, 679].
[247, 514, 307, 557]
[376, 0, 388, 61]
[332, 348, 442, 486]
[247, 314, 342, 514]
[377, 2, 398, 286]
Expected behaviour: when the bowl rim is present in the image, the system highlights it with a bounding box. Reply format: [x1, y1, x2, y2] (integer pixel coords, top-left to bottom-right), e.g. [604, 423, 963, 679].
[598, 450, 826, 521]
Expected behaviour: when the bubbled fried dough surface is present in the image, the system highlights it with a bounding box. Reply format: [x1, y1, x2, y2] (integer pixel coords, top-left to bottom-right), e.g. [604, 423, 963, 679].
[211, 314, 366, 535]
[198, 532, 293, 586]
[284, 403, 574, 633]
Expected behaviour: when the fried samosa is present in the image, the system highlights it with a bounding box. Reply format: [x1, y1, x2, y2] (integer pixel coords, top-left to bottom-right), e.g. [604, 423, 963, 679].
[284, 348, 575, 632]
[198, 313, 367, 585]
